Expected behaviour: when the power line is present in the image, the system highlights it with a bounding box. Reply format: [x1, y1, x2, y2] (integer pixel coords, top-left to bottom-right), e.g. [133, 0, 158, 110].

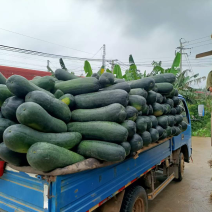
[117, 56, 174, 60]
[0, 58, 46, 68]
[0, 27, 93, 55]
[117, 60, 129, 67]
[185, 54, 201, 88]
[48, 60, 58, 70]
[186, 35, 211, 43]
[0, 44, 117, 62]
[91, 47, 102, 58]
[184, 39, 212, 46]
[118, 57, 212, 63]
[191, 42, 212, 49]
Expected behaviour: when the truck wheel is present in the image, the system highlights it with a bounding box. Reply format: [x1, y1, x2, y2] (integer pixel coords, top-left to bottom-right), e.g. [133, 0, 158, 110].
[120, 186, 148, 212]
[176, 152, 184, 181]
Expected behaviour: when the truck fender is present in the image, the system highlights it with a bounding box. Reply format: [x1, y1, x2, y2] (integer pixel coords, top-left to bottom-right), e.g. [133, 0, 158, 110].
[181, 144, 189, 163]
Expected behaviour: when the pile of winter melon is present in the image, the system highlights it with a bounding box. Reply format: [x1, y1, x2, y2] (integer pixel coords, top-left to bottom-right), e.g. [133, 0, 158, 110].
[0, 69, 188, 173]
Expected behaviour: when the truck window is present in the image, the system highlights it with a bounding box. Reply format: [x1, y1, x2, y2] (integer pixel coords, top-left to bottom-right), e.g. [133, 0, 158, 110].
[180, 100, 189, 124]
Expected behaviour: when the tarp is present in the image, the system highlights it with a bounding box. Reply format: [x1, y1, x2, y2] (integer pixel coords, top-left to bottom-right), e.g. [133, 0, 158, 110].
[7, 158, 119, 176]
[6, 137, 172, 176]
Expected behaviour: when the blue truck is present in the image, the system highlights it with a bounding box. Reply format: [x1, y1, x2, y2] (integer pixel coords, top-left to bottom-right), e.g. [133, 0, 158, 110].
[0, 95, 192, 212]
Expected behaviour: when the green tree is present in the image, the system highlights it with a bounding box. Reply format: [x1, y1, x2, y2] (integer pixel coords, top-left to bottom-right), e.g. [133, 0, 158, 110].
[188, 97, 212, 137]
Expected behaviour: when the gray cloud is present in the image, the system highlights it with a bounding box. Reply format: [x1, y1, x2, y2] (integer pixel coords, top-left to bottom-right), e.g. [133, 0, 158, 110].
[97, 0, 212, 40]
[0, 0, 211, 83]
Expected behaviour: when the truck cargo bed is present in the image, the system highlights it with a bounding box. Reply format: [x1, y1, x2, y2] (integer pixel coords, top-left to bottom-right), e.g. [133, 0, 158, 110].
[0, 139, 172, 212]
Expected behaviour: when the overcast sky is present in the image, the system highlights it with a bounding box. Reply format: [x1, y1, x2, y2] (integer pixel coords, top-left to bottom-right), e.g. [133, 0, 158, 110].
[0, 0, 211, 87]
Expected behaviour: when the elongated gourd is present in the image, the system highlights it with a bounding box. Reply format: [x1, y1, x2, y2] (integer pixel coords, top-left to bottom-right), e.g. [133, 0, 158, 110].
[54, 77, 100, 95]
[1, 96, 24, 122]
[0, 72, 6, 84]
[71, 103, 126, 123]
[16, 102, 67, 133]
[55, 69, 79, 81]
[67, 121, 128, 143]
[128, 95, 146, 111]
[30, 76, 55, 91]
[59, 94, 75, 109]
[0, 118, 16, 143]
[27, 142, 85, 172]
[75, 89, 129, 109]
[0, 85, 13, 107]
[77, 140, 126, 162]
[128, 77, 155, 91]
[99, 72, 114, 87]
[0, 142, 28, 166]
[125, 106, 138, 121]
[101, 82, 131, 92]
[25, 91, 71, 123]
[6, 75, 55, 98]
[4, 124, 82, 153]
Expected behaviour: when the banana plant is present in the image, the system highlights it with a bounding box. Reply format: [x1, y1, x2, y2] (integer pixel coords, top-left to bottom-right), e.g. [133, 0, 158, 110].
[175, 69, 206, 104]
[113, 64, 122, 78]
[97, 65, 105, 76]
[46, 60, 55, 76]
[171, 52, 181, 73]
[84, 60, 93, 77]
[59, 58, 68, 71]
[106, 69, 112, 73]
[124, 55, 142, 81]
[150, 52, 181, 76]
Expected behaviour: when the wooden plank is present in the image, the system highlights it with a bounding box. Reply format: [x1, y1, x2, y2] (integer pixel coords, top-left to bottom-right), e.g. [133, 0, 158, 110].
[196, 50, 212, 58]
[133, 137, 173, 159]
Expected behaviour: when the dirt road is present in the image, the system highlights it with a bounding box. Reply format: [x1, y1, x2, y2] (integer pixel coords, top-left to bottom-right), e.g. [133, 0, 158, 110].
[149, 137, 212, 212]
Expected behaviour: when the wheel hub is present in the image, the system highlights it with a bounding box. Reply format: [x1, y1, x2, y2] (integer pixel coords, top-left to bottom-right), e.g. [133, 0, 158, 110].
[133, 197, 145, 212]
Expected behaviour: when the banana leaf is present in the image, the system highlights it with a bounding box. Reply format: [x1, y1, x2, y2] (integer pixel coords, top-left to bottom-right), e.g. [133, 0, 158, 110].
[84, 60, 93, 77]
[171, 52, 181, 71]
[113, 64, 123, 78]
[60, 58, 67, 71]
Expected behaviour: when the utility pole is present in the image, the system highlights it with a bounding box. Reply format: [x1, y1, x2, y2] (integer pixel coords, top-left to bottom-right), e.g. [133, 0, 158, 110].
[111, 60, 115, 73]
[177, 38, 191, 73]
[179, 39, 183, 73]
[102, 44, 106, 72]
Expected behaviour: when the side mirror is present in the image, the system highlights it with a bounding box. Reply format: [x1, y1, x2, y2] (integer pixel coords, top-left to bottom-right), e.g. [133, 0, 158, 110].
[198, 105, 204, 117]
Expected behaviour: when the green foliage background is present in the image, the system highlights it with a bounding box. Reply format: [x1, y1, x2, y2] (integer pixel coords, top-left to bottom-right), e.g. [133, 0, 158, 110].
[188, 97, 212, 137]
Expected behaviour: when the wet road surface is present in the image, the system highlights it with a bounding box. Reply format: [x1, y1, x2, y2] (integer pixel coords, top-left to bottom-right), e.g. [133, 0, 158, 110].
[149, 136, 212, 212]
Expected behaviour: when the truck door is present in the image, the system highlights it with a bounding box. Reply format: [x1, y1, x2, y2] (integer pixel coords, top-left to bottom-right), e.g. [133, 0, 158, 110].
[180, 99, 192, 153]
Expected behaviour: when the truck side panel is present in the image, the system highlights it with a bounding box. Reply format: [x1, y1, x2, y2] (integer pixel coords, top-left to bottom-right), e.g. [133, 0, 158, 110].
[51, 140, 172, 212]
[0, 170, 47, 212]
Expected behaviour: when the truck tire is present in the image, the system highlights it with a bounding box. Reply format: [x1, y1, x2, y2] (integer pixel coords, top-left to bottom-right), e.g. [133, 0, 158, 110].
[176, 152, 184, 181]
[120, 186, 148, 212]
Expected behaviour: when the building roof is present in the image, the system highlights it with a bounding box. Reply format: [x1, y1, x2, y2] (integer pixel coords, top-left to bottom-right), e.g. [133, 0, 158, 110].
[0, 65, 51, 80]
